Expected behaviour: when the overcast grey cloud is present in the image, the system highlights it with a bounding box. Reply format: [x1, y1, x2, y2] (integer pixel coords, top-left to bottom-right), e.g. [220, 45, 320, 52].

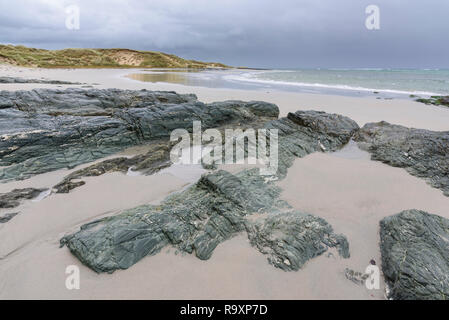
[0, 0, 448, 68]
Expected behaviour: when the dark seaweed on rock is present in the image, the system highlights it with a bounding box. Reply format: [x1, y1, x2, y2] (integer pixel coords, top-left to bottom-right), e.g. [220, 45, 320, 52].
[380, 210, 449, 300]
[415, 96, 449, 108]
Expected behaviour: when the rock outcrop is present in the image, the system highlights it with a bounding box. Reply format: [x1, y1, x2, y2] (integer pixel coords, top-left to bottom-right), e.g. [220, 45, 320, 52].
[380, 210, 449, 300]
[355, 121, 449, 196]
[60, 110, 358, 273]
[61, 169, 350, 273]
[0, 88, 278, 182]
[248, 211, 349, 271]
[61, 169, 283, 272]
[0, 88, 197, 114]
[51, 109, 359, 194]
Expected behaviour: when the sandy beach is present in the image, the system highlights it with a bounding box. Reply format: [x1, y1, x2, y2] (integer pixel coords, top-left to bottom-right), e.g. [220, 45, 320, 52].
[1, 65, 449, 300]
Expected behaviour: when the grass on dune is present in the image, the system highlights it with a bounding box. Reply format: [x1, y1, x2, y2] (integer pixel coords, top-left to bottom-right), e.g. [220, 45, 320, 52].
[0, 44, 229, 69]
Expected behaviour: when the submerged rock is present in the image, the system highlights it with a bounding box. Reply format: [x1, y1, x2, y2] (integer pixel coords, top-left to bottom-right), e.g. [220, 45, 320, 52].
[380, 210, 449, 300]
[355, 121, 449, 196]
[0, 88, 278, 182]
[0, 187, 46, 208]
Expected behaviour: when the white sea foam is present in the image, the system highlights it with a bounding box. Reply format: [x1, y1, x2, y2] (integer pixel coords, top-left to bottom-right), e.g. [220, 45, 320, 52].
[223, 73, 443, 96]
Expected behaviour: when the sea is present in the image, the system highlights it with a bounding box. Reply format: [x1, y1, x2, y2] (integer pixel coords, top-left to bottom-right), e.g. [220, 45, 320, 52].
[128, 68, 449, 99]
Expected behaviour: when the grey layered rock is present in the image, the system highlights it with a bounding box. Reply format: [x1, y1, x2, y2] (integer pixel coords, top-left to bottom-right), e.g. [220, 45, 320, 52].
[354, 121, 449, 196]
[61, 169, 349, 273]
[380, 210, 449, 300]
[0, 88, 278, 182]
[53, 109, 357, 194]
[60, 110, 357, 273]
[248, 211, 350, 271]
[60, 169, 286, 272]
[216, 110, 360, 177]
[0, 88, 197, 114]
[344, 268, 370, 286]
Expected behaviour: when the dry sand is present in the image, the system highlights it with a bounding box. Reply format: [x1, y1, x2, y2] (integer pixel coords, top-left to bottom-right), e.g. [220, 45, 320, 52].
[1, 65, 449, 299]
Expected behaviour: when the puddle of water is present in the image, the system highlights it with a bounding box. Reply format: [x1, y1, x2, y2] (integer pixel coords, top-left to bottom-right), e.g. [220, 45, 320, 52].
[126, 167, 143, 176]
[155, 144, 210, 183]
[158, 164, 208, 184]
[330, 140, 371, 160]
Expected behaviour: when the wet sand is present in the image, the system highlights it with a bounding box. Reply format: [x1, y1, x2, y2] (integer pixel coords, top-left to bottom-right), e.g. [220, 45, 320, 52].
[3, 147, 449, 299]
[1, 65, 449, 299]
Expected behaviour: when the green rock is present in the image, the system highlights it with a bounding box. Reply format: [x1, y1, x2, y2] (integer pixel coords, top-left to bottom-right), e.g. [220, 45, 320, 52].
[380, 210, 449, 300]
[0, 88, 278, 182]
[355, 121, 449, 196]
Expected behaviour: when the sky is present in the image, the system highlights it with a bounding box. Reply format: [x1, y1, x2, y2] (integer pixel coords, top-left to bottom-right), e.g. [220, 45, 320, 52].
[0, 0, 448, 68]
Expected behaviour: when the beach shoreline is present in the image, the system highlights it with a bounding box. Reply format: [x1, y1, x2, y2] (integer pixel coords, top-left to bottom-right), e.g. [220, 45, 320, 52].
[1, 64, 449, 299]
[2, 64, 449, 130]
